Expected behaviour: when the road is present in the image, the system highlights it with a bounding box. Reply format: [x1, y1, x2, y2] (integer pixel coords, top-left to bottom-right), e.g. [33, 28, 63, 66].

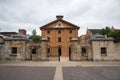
[0, 61, 120, 80]
[0, 66, 55, 80]
[63, 66, 120, 80]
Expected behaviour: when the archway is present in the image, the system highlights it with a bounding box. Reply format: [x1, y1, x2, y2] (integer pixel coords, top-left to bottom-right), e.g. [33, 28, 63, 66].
[69, 47, 71, 61]
[58, 47, 62, 56]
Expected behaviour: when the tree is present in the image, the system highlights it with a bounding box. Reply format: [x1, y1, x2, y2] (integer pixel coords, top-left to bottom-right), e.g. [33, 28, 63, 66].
[31, 29, 41, 43]
[110, 30, 120, 43]
[32, 36, 41, 43]
[99, 27, 111, 36]
[32, 29, 37, 36]
[100, 27, 120, 43]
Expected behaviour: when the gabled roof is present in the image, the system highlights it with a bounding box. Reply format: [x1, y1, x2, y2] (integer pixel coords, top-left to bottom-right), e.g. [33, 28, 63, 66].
[88, 29, 101, 35]
[0, 32, 17, 35]
[1, 34, 30, 41]
[88, 28, 120, 35]
[0, 32, 17, 37]
[90, 33, 114, 41]
[90, 37, 114, 41]
[40, 16, 80, 30]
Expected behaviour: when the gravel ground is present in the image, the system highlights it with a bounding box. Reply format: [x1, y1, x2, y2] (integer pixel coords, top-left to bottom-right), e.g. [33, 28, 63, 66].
[62, 66, 120, 80]
[0, 66, 55, 80]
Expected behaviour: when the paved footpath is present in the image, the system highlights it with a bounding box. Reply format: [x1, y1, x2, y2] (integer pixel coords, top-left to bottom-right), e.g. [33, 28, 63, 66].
[0, 61, 120, 67]
[0, 61, 120, 80]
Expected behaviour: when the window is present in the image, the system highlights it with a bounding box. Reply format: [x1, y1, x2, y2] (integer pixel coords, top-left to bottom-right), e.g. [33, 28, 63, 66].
[101, 47, 107, 56]
[32, 48, 36, 54]
[47, 48, 50, 57]
[81, 47, 86, 57]
[47, 31, 50, 34]
[11, 47, 17, 55]
[69, 30, 72, 34]
[47, 37, 50, 41]
[58, 31, 61, 34]
[82, 47, 86, 53]
[58, 37, 61, 42]
[47, 48, 50, 53]
[69, 37, 72, 41]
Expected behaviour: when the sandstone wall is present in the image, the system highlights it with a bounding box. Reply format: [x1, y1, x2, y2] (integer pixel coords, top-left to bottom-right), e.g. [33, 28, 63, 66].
[1, 41, 26, 61]
[92, 41, 120, 61]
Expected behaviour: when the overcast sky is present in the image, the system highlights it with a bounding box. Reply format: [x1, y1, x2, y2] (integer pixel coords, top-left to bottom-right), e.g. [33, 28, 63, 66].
[0, 0, 120, 36]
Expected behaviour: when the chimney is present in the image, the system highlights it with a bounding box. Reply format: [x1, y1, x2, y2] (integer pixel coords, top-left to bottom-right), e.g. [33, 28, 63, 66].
[19, 29, 26, 35]
[56, 15, 63, 20]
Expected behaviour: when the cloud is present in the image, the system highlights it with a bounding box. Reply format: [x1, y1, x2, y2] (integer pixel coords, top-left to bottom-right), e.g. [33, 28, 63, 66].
[0, 0, 120, 36]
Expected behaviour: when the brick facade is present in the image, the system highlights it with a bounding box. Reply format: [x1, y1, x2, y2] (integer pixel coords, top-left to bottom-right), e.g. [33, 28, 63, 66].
[40, 16, 79, 57]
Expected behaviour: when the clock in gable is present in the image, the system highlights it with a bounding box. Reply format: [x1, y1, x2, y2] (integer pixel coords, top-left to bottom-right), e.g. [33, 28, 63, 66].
[55, 21, 64, 28]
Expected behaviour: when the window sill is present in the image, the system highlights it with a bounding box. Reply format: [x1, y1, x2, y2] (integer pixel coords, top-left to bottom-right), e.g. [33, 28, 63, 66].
[101, 54, 107, 56]
[10, 54, 17, 56]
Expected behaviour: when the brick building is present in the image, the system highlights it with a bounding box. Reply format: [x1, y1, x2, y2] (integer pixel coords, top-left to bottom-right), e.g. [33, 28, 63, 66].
[40, 16, 79, 58]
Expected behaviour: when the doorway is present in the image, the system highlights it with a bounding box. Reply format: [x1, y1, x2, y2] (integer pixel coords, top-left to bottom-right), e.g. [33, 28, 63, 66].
[31, 48, 37, 60]
[69, 47, 71, 61]
[58, 47, 61, 56]
[32, 48, 36, 54]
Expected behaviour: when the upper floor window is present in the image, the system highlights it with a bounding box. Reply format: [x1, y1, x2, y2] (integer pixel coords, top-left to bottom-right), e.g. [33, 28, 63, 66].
[47, 37, 50, 41]
[47, 31, 50, 34]
[58, 31, 61, 34]
[58, 37, 61, 42]
[101, 47, 107, 56]
[69, 30, 72, 34]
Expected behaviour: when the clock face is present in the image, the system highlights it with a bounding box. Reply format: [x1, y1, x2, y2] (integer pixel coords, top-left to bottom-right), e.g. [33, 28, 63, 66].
[0, 37, 4, 44]
[55, 22, 63, 28]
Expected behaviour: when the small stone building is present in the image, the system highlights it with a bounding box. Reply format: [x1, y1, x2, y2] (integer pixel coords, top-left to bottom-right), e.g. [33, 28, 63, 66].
[89, 33, 119, 61]
[0, 29, 48, 61]
[0, 34, 28, 61]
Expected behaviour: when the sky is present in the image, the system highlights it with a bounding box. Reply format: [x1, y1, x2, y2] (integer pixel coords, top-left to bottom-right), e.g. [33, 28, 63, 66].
[0, 0, 120, 36]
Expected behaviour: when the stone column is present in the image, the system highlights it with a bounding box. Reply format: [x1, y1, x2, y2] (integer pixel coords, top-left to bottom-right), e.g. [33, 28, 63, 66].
[70, 38, 80, 61]
[41, 38, 48, 60]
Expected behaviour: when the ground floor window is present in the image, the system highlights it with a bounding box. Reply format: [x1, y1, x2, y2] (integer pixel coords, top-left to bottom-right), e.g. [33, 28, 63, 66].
[101, 47, 107, 56]
[47, 48, 50, 57]
[81, 47, 87, 57]
[81, 47, 86, 53]
[58, 37, 61, 42]
[11, 47, 17, 55]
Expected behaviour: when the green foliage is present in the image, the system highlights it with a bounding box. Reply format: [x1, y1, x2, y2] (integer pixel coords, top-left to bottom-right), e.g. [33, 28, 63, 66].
[32, 35, 41, 43]
[100, 27, 120, 43]
[110, 30, 120, 43]
[99, 27, 111, 35]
